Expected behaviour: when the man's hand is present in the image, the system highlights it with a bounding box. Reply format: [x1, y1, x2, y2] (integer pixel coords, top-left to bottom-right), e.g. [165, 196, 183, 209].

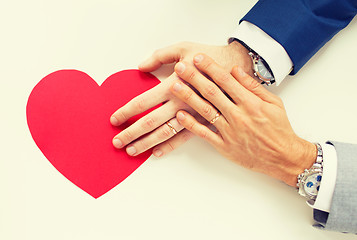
[110, 41, 253, 158]
[171, 54, 316, 186]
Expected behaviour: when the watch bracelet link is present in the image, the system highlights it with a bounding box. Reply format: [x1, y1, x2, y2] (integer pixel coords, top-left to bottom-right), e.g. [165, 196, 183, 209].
[297, 143, 324, 200]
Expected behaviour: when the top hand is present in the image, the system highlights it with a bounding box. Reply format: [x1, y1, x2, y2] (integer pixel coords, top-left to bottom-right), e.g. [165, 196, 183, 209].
[110, 41, 253, 157]
[170, 54, 316, 186]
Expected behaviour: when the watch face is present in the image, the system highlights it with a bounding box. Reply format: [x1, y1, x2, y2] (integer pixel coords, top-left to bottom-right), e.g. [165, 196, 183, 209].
[257, 59, 273, 80]
[303, 173, 322, 197]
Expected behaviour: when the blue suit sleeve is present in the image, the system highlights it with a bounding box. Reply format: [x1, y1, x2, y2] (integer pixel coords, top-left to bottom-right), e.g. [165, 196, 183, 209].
[241, 0, 357, 74]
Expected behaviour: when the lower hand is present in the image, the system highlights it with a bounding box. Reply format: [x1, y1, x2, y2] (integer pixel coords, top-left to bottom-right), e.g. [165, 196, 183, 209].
[171, 54, 316, 186]
[110, 41, 253, 157]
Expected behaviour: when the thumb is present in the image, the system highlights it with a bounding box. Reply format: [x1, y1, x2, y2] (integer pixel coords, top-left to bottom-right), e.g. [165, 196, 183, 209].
[139, 45, 182, 72]
[231, 66, 281, 105]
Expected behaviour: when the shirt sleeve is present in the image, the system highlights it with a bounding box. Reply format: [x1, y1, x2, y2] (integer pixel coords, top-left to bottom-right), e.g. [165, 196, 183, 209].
[239, 0, 357, 75]
[307, 143, 338, 213]
[229, 21, 293, 85]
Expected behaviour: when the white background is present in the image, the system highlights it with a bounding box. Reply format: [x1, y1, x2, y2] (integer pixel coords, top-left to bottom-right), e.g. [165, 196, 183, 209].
[1, 0, 357, 239]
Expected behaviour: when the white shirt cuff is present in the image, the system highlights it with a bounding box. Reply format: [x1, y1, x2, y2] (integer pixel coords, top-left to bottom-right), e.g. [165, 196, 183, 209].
[307, 143, 337, 212]
[230, 21, 293, 86]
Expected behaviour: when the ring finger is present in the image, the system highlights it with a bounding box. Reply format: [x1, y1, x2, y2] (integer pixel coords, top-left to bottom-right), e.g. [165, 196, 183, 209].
[170, 80, 228, 128]
[125, 118, 184, 156]
[113, 101, 181, 149]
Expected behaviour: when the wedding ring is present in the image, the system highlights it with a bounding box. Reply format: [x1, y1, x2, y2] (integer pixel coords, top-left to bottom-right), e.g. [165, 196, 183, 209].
[210, 112, 221, 124]
[166, 121, 178, 135]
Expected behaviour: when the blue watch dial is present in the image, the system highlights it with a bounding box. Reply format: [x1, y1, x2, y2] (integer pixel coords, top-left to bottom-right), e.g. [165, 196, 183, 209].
[304, 173, 322, 197]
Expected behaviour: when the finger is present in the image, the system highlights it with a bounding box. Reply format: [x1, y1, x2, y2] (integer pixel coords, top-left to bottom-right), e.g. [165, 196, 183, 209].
[125, 118, 184, 156]
[138, 44, 183, 72]
[231, 66, 282, 106]
[152, 129, 195, 157]
[174, 61, 236, 116]
[112, 101, 178, 148]
[110, 83, 168, 126]
[191, 54, 254, 104]
[176, 111, 224, 147]
[152, 114, 208, 157]
[170, 80, 228, 128]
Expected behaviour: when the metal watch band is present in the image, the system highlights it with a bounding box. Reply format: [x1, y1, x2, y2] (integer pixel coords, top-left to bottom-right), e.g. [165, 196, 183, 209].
[297, 143, 324, 201]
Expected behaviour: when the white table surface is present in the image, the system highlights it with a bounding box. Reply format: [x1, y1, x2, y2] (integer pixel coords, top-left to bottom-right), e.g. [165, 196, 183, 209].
[1, 0, 357, 239]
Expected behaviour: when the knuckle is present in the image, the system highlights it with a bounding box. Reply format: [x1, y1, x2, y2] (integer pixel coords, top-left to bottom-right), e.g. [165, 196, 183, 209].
[175, 100, 189, 109]
[247, 79, 261, 91]
[137, 140, 149, 152]
[161, 127, 172, 138]
[202, 104, 212, 117]
[134, 98, 146, 111]
[201, 59, 213, 69]
[217, 72, 231, 84]
[203, 84, 217, 97]
[141, 117, 156, 129]
[174, 42, 190, 56]
[187, 121, 195, 131]
[122, 130, 133, 143]
[187, 70, 196, 82]
[183, 90, 193, 102]
[170, 97, 187, 109]
[198, 129, 208, 139]
[229, 109, 240, 120]
[116, 110, 127, 122]
[166, 141, 175, 152]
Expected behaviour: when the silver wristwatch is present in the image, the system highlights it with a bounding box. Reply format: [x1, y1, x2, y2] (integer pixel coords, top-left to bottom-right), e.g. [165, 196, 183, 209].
[297, 143, 323, 202]
[229, 38, 275, 85]
[248, 52, 275, 85]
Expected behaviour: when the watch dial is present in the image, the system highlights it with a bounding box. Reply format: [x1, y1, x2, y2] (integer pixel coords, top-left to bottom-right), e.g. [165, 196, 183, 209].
[257, 59, 272, 79]
[304, 173, 322, 197]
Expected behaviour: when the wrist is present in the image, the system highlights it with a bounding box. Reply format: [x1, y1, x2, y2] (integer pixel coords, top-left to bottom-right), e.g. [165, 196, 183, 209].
[225, 41, 254, 77]
[282, 138, 317, 186]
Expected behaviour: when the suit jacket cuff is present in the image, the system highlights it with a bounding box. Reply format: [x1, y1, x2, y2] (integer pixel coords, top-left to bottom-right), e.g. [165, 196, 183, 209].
[230, 21, 293, 86]
[240, 0, 357, 74]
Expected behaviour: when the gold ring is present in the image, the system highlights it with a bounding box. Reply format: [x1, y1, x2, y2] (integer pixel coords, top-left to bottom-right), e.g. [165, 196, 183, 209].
[166, 121, 178, 135]
[210, 112, 221, 124]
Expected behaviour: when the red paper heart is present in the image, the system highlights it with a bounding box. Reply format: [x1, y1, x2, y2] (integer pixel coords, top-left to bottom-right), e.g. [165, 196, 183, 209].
[26, 70, 160, 198]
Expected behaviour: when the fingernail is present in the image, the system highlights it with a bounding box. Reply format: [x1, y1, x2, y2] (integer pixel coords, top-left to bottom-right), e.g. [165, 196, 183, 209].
[175, 62, 185, 74]
[126, 146, 137, 156]
[177, 112, 186, 121]
[110, 116, 119, 126]
[113, 138, 123, 148]
[194, 54, 204, 63]
[238, 67, 246, 77]
[153, 149, 163, 157]
[173, 82, 182, 92]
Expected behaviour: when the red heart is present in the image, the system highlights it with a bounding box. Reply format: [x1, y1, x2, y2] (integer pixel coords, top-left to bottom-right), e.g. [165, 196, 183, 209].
[26, 70, 160, 198]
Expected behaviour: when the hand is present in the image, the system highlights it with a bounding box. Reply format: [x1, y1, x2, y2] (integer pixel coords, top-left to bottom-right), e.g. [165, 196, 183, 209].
[110, 41, 253, 157]
[170, 54, 317, 186]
